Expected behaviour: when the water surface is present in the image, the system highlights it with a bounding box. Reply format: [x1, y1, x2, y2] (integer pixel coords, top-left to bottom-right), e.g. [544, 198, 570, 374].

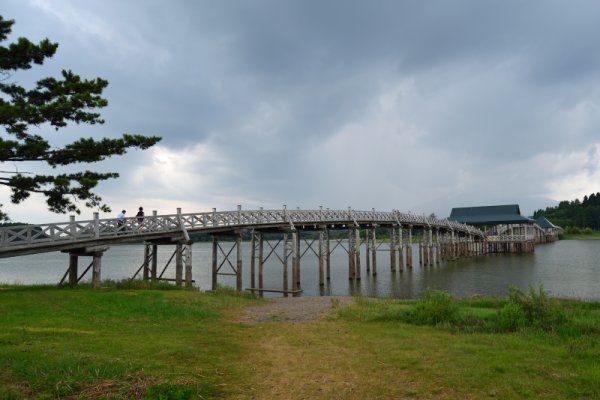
[0, 240, 598, 300]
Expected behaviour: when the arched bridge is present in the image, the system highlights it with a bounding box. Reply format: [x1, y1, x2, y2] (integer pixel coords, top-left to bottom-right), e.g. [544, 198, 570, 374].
[0, 207, 486, 292]
[0, 207, 483, 257]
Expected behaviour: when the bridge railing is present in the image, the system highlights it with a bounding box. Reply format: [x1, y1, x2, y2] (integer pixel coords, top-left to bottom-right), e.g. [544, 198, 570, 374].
[0, 208, 484, 250]
[486, 234, 535, 242]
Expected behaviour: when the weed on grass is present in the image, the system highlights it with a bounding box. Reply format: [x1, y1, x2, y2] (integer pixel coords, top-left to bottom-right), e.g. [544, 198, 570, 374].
[338, 284, 600, 338]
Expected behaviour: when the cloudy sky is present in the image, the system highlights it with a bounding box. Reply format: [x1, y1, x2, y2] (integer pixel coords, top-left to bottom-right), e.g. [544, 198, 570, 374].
[3, 0, 600, 223]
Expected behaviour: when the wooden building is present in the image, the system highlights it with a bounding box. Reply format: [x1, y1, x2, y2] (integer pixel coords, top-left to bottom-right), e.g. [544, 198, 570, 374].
[534, 216, 562, 242]
[448, 204, 537, 253]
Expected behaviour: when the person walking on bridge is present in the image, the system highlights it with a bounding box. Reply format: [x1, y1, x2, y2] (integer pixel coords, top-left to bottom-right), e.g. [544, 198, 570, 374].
[117, 210, 126, 233]
[136, 207, 145, 230]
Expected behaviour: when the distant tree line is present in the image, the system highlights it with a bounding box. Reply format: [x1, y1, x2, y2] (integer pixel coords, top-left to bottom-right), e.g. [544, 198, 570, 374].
[533, 192, 600, 230]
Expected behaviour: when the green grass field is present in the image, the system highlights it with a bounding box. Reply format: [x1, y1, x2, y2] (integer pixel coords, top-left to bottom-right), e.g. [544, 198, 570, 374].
[0, 284, 598, 399]
[560, 231, 600, 240]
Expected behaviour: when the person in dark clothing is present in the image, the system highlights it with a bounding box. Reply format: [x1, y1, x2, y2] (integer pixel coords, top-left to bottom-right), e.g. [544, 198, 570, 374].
[136, 207, 145, 229]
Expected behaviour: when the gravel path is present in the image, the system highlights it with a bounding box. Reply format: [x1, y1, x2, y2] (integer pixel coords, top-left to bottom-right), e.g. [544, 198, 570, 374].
[238, 296, 354, 324]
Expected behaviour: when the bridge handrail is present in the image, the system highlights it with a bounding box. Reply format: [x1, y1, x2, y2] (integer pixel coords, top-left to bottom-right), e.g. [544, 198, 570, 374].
[486, 234, 535, 242]
[0, 208, 484, 249]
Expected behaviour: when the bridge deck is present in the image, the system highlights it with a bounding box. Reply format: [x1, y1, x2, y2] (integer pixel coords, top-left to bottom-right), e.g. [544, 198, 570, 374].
[0, 208, 484, 258]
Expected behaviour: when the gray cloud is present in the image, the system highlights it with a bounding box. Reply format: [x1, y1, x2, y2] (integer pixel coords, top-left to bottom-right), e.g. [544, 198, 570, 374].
[3, 0, 600, 222]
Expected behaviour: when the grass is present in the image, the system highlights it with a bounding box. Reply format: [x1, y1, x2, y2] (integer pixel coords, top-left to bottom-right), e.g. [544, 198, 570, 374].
[560, 231, 600, 240]
[0, 284, 599, 399]
[0, 284, 260, 399]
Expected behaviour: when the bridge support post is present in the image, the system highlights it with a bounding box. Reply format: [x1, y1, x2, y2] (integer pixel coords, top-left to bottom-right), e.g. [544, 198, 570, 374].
[62, 246, 108, 288]
[435, 229, 441, 264]
[390, 227, 397, 272]
[151, 244, 158, 281]
[326, 229, 331, 281]
[250, 231, 257, 289]
[422, 229, 428, 267]
[236, 231, 243, 291]
[250, 230, 264, 290]
[68, 254, 78, 285]
[283, 233, 290, 296]
[398, 226, 404, 271]
[184, 243, 193, 288]
[258, 232, 264, 290]
[371, 227, 377, 275]
[143, 244, 150, 281]
[348, 227, 356, 280]
[365, 228, 371, 273]
[469, 235, 474, 257]
[292, 231, 300, 291]
[450, 233, 455, 260]
[92, 251, 102, 288]
[318, 228, 326, 286]
[406, 226, 413, 269]
[175, 243, 183, 286]
[355, 228, 361, 280]
[419, 230, 424, 267]
[211, 236, 217, 291]
[428, 229, 434, 266]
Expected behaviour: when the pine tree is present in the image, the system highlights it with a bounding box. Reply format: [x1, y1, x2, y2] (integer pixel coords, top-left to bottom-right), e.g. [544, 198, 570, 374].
[0, 16, 161, 221]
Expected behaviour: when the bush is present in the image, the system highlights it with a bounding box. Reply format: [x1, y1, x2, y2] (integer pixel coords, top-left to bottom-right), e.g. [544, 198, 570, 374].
[497, 302, 526, 331]
[408, 289, 459, 326]
[504, 284, 568, 331]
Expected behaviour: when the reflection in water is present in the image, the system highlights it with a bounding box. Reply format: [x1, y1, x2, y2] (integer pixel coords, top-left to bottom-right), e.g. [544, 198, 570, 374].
[0, 240, 598, 300]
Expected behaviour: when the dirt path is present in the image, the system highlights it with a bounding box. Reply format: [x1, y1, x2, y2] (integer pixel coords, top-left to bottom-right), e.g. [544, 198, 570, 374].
[237, 296, 354, 324]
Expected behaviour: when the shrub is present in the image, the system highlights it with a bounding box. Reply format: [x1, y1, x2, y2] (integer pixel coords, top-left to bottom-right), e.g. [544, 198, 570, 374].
[505, 284, 568, 331]
[496, 302, 526, 331]
[408, 289, 459, 326]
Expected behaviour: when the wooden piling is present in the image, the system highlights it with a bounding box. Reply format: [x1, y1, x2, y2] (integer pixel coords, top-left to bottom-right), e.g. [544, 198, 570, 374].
[348, 228, 356, 280]
[398, 227, 404, 271]
[407, 226, 413, 269]
[250, 232, 256, 289]
[390, 227, 397, 272]
[184, 243, 193, 288]
[68, 254, 78, 285]
[326, 229, 331, 281]
[318, 229, 325, 286]
[92, 252, 102, 288]
[175, 243, 183, 286]
[355, 228, 361, 280]
[211, 236, 217, 290]
[293, 231, 300, 290]
[151, 244, 158, 281]
[258, 233, 264, 290]
[143, 244, 150, 281]
[371, 227, 377, 275]
[236, 231, 243, 291]
[365, 228, 371, 273]
[435, 230, 440, 264]
[283, 233, 290, 294]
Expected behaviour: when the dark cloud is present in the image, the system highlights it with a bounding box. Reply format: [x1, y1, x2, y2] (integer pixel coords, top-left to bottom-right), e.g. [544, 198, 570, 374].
[3, 0, 600, 222]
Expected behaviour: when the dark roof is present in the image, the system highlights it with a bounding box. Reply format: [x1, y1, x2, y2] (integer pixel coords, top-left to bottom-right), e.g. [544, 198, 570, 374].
[535, 216, 557, 229]
[448, 204, 533, 225]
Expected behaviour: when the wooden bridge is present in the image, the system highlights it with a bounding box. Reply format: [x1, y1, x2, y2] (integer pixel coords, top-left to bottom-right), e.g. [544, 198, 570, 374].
[0, 206, 486, 293]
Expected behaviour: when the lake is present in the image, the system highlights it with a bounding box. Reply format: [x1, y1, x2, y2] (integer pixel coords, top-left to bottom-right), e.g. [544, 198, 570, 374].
[0, 239, 598, 300]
